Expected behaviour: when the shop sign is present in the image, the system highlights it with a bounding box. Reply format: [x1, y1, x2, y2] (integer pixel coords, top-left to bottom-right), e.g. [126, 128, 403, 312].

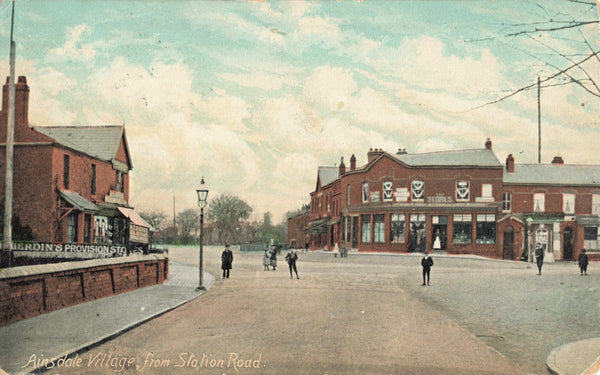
[6, 242, 127, 255]
[428, 195, 453, 204]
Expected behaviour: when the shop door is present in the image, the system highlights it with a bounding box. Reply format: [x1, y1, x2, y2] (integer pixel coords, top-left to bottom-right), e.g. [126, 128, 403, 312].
[351, 216, 358, 248]
[564, 227, 574, 260]
[409, 214, 426, 253]
[432, 216, 447, 251]
[503, 226, 515, 260]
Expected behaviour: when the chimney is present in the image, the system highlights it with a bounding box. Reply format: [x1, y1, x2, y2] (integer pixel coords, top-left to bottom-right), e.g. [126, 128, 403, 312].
[506, 154, 515, 173]
[3, 76, 29, 128]
[485, 138, 492, 150]
[396, 148, 407, 155]
[339, 156, 346, 176]
[551, 155, 564, 165]
[367, 148, 384, 164]
[350, 154, 356, 171]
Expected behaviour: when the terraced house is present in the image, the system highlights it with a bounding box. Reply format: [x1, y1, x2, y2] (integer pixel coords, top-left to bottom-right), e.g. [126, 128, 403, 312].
[307, 139, 600, 261]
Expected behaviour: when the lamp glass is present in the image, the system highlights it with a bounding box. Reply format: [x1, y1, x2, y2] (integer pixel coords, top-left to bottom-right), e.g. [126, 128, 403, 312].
[196, 189, 209, 207]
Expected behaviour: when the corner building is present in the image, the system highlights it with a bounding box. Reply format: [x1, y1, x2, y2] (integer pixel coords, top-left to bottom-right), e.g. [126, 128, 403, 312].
[308, 139, 600, 261]
[0, 76, 150, 250]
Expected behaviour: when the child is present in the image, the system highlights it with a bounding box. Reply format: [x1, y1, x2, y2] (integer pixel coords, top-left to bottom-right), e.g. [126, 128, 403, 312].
[578, 249, 589, 276]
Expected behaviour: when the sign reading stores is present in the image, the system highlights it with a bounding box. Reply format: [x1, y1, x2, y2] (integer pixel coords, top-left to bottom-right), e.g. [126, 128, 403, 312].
[8, 242, 127, 256]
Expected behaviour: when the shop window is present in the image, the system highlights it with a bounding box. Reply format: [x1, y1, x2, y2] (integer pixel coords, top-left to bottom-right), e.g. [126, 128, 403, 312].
[592, 194, 600, 215]
[453, 214, 472, 244]
[91, 164, 97, 195]
[409, 214, 426, 252]
[361, 214, 371, 243]
[534, 193, 545, 212]
[563, 193, 575, 215]
[456, 181, 470, 201]
[346, 185, 351, 206]
[476, 214, 496, 244]
[584, 226, 599, 250]
[84, 214, 92, 243]
[411, 180, 424, 201]
[63, 154, 70, 189]
[382, 181, 394, 202]
[362, 182, 369, 203]
[390, 214, 406, 243]
[373, 214, 385, 243]
[502, 192, 512, 212]
[68, 212, 78, 243]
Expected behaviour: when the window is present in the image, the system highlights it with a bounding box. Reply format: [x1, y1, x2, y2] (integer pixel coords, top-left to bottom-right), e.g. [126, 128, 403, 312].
[476, 214, 496, 244]
[116, 171, 124, 193]
[584, 226, 599, 250]
[411, 180, 424, 201]
[453, 214, 472, 244]
[362, 182, 369, 203]
[346, 185, 351, 206]
[502, 192, 512, 211]
[84, 214, 92, 243]
[563, 193, 575, 215]
[456, 181, 470, 201]
[390, 214, 406, 243]
[63, 155, 70, 189]
[91, 164, 97, 195]
[361, 214, 371, 243]
[373, 214, 385, 244]
[68, 213, 78, 243]
[593, 194, 600, 215]
[534, 193, 545, 212]
[482, 184, 492, 198]
[382, 181, 394, 202]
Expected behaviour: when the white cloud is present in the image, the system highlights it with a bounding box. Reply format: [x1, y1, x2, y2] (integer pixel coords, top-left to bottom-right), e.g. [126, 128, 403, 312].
[218, 71, 298, 91]
[298, 16, 339, 39]
[197, 88, 251, 132]
[303, 66, 357, 109]
[48, 24, 97, 62]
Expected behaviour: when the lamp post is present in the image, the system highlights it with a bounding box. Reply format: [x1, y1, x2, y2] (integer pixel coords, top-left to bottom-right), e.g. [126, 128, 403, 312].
[526, 217, 533, 264]
[196, 177, 209, 291]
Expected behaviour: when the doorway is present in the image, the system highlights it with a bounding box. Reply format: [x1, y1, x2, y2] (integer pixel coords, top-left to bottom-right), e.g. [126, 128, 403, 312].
[431, 215, 447, 251]
[564, 227, 574, 260]
[503, 226, 515, 260]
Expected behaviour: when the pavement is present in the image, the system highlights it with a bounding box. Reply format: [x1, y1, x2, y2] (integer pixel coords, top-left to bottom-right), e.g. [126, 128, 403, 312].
[0, 252, 598, 375]
[0, 261, 214, 375]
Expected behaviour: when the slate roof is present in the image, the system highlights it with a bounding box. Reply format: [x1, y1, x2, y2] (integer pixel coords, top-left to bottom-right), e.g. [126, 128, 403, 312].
[59, 190, 99, 213]
[393, 149, 502, 167]
[34, 125, 128, 164]
[504, 164, 600, 185]
[318, 166, 339, 187]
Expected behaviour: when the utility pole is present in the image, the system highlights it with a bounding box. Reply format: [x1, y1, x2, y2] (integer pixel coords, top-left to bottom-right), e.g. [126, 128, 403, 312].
[2, 1, 16, 267]
[538, 76, 541, 164]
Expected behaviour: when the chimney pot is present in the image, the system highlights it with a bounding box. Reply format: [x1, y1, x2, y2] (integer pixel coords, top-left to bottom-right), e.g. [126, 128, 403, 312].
[485, 138, 492, 150]
[350, 154, 356, 171]
[339, 156, 346, 176]
[506, 154, 515, 173]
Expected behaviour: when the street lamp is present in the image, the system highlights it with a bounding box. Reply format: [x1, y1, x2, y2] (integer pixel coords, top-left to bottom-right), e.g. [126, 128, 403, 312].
[196, 177, 209, 291]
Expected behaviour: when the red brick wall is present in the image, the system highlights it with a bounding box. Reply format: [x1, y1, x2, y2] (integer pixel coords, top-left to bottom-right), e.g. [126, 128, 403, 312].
[287, 211, 310, 248]
[0, 255, 168, 327]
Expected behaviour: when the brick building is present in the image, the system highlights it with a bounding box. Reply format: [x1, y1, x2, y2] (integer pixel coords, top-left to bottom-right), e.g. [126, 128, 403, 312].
[306, 139, 600, 261]
[0, 76, 150, 253]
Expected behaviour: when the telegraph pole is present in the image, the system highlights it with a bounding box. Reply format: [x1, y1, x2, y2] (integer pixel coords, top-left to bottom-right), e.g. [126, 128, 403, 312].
[538, 76, 541, 164]
[2, 1, 16, 267]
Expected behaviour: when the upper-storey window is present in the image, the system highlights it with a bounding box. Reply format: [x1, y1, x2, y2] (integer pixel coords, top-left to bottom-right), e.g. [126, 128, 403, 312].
[63, 154, 70, 189]
[534, 193, 545, 212]
[116, 171, 124, 193]
[382, 181, 394, 202]
[362, 182, 369, 203]
[411, 180, 424, 201]
[91, 164, 97, 195]
[593, 194, 600, 215]
[456, 181, 470, 202]
[502, 192, 512, 212]
[346, 185, 351, 206]
[482, 184, 492, 198]
[563, 193, 575, 215]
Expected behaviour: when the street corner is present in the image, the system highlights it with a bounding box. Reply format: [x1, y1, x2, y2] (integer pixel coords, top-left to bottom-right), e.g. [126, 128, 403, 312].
[547, 338, 600, 375]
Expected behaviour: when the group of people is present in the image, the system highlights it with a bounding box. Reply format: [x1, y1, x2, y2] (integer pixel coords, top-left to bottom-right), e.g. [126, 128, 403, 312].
[534, 245, 590, 276]
[221, 244, 300, 280]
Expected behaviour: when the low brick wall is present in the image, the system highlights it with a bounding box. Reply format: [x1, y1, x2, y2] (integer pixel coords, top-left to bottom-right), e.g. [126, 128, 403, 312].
[0, 254, 169, 327]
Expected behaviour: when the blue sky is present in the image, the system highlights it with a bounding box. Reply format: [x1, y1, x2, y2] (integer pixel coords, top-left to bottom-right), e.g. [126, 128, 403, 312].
[0, 0, 598, 222]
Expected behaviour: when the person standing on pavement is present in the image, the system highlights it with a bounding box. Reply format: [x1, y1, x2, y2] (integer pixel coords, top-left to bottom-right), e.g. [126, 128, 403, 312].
[578, 248, 589, 276]
[535, 244, 544, 275]
[286, 249, 299, 279]
[221, 244, 233, 279]
[263, 249, 270, 271]
[421, 251, 434, 286]
[305, 241, 309, 253]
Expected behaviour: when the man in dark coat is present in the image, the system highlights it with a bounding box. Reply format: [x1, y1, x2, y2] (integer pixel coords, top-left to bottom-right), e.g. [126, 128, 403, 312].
[221, 244, 233, 279]
[578, 248, 589, 276]
[421, 251, 433, 286]
[286, 250, 299, 279]
[535, 244, 544, 275]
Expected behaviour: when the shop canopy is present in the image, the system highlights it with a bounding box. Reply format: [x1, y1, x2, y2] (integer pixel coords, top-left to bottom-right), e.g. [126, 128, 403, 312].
[59, 190, 99, 213]
[117, 207, 154, 231]
[305, 218, 330, 235]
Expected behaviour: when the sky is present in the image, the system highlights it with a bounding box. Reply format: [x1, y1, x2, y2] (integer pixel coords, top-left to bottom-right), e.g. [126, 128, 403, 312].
[0, 0, 598, 223]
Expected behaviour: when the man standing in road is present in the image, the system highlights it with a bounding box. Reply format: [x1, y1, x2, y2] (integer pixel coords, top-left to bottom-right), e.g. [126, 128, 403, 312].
[286, 249, 299, 279]
[221, 244, 233, 279]
[421, 251, 433, 286]
[535, 244, 544, 275]
[578, 248, 589, 276]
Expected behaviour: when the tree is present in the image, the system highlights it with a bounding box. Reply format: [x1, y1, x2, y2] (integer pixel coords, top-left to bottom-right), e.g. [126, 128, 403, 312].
[139, 210, 167, 231]
[177, 208, 200, 243]
[207, 194, 253, 244]
[472, 0, 599, 108]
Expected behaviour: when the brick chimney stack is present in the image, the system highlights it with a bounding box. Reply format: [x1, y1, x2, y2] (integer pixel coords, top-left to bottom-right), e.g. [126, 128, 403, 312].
[485, 138, 492, 150]
[2, 76, 29, 129]
[350, 154, 356, 171]
[367, 148, 384, 164]
[339, 156, 346, 176]
[506, 154, 515, 173]
[551, 156, 564, 165]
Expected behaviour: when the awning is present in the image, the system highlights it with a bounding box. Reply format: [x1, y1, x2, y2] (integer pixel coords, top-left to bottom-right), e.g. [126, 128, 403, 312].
[59, 191, 99, 213]
[117, 207, 154, 230]
[305, 218, 329, 235]
[576, 215, 600, 225]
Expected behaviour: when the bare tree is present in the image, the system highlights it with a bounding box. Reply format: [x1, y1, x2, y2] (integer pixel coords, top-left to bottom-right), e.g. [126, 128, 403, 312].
[206, 194, 253, 244]
[138, 210, 167, 231]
